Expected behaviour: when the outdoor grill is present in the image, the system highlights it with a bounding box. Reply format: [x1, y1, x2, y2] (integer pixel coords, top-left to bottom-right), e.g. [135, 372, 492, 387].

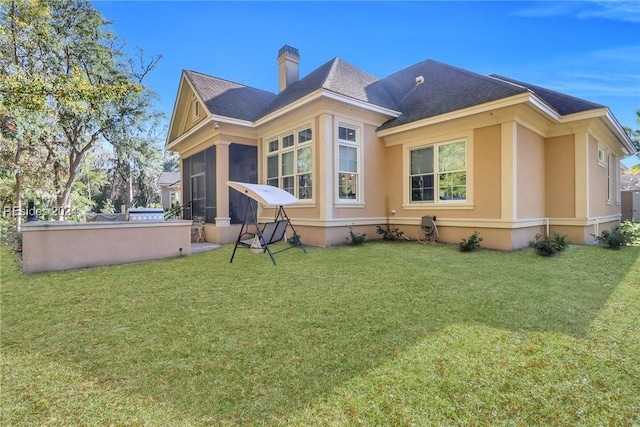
[128, 208, 165, 222]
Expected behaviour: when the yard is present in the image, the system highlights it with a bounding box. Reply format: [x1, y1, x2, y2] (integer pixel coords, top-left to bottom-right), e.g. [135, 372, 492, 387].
[1, 241, 639, 426]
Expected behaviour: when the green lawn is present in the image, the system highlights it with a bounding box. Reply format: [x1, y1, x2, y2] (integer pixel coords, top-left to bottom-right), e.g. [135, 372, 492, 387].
[1, 242, 639, 426]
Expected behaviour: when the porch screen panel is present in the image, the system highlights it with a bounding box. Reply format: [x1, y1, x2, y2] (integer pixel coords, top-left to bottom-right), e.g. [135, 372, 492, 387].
[182, 157, 192, 220]
[190, 151, 205, 220]
[204, 146, 216, 224]
[229, 144, 258, 224]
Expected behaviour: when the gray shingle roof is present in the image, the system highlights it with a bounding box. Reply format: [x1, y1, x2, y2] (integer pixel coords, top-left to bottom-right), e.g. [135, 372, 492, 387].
[376, 60, 529, 130]
[260, 58, 397, 117]
[184, 70, 277, 121]
[157, 171, 180, 186]
[489, 75, 606, 115]
[183, 58, 605, 130]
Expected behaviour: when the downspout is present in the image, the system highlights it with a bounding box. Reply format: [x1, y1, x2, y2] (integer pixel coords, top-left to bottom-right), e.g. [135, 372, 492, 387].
[546, 218, 549, 238]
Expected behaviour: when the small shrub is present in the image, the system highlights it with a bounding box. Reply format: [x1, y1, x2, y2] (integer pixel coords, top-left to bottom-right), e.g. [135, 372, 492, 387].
[552, 231, 568, 252]
[459, 231, 482, 252]
[529, 232, 567, 257]
[376, 225, 407, 241]
[595, 226, 627, 250]
[0, 215, 22, 252]
[288, 230, 301, 246]
[348, 227, 366, 245]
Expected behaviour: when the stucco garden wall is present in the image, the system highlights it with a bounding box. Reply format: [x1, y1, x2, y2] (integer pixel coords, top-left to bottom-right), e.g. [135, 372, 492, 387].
[21, 220, 192, 274]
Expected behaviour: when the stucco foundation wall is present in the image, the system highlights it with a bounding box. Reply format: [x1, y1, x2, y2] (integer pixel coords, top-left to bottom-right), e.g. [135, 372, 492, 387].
[290, 224, 381, 247]
[418, 225, 544, 251]
[204, 224, 242, 245]
[21, 221, 192, 274]
[594, 220, 621, 242]
[510, 226, 545, 250]
[548, 221, 615, 245]
[427, 226, 511, 250]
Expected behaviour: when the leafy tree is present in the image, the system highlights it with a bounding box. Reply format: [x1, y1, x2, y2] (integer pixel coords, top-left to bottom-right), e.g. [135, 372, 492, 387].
[162, 151, 180, 173]
[0, 0, 162, 223]
[624, 110, 640, 174]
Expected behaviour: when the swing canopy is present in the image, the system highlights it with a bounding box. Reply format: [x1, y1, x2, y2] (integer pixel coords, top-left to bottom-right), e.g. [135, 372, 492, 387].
[227, 181, 306, 265]
[227, 181, 298, 207]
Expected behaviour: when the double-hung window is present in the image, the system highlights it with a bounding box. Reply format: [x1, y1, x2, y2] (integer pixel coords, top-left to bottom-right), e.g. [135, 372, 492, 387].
[338, 125, 360, 201]
[265, 127, 313, 200]
[410, 140, 466, 203]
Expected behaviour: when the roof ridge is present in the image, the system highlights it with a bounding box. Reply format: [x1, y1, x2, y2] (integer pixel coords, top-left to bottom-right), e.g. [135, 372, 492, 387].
[427, 60, 533, 91]
[321, 58, 341, 89]
[490, 74, 605, 106]
[336, 57, 380, 80]
[488, 74, 530, 91]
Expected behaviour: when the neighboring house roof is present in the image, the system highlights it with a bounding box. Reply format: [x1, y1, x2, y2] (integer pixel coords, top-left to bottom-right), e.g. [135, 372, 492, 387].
[157, 171, 181, 187]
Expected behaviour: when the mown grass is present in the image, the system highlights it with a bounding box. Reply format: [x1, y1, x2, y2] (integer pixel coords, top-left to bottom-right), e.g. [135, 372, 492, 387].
[1, 242, 639, 426]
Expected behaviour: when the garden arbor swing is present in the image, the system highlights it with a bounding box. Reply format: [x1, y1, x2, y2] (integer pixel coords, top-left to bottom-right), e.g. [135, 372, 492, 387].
[228, 181, 306, 265]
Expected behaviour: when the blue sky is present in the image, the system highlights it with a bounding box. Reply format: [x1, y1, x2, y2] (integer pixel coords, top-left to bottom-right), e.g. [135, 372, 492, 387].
[92, 1, 640, 163]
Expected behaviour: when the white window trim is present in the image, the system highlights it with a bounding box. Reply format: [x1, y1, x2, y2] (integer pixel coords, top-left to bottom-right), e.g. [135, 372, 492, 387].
[609, 152, 621, 205]
[192, 98, 200, 121]
[403, 137, 472, 208]
[335, 121, 364, 206]
[606, 151, 613, 204]
[263, 124, 315, 203]
[597, 143, 606, 167]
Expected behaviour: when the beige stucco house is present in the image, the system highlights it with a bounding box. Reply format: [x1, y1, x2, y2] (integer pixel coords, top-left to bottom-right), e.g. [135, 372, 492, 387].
[165, 45, 636, 250]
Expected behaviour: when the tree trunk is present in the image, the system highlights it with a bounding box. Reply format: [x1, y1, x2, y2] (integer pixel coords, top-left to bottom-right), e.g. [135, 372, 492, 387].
[15, 171, 22, 231]
[14, 138, 23, 231]
[127, 170, 133, 207]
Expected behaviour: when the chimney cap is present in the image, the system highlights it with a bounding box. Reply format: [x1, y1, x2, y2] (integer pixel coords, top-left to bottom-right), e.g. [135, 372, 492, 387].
[278, 45, 299, 58]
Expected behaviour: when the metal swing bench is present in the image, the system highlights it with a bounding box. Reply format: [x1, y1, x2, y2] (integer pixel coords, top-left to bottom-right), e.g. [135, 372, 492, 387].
[228, 181, 306, 265]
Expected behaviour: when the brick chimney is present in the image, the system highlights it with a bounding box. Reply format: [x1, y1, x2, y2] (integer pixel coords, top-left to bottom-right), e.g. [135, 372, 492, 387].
[277, 45, 299, 92]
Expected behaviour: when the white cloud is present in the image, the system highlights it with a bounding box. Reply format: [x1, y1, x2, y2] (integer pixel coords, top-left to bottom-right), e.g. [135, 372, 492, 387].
[496, 45, 640, 127]
[578, 1, 640, 23]
[536, 46, 640, 98]
[510, 3, 577, 18]
[512, 0, 640, 23]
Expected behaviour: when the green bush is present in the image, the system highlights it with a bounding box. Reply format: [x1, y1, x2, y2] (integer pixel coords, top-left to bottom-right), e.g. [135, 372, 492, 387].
[596, 226, 627, 249]
[348, 227, 366, 245]
[288, 230, 301, 246]
[0, 214, 21, 252]
[459, 231, 482, 252]
[620, 221, 640, 245]
[376, 225, 407, 241]
[529, 232, 567, 257]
